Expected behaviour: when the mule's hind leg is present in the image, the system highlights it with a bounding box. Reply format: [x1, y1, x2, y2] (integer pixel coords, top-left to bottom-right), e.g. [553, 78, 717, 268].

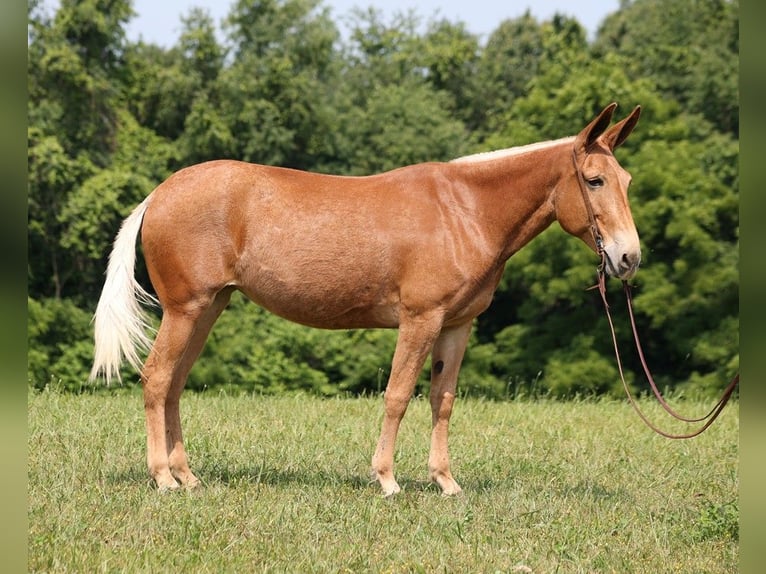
[141, 291, 230, 490]
[141, 312, 195, 491]
[165, 290, 233, 487]
[428, 321, 472, 495]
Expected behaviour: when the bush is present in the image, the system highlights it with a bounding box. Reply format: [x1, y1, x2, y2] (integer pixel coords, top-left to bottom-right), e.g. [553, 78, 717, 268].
[28, 297, 94, 391]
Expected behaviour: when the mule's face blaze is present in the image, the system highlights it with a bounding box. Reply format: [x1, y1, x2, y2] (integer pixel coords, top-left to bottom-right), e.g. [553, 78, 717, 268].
[581, 151, 641, 280]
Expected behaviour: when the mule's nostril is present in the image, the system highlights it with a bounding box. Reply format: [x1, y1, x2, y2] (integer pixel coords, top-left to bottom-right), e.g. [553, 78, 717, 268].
[621, 252, 640, 270]
[615, 252, 640, 280]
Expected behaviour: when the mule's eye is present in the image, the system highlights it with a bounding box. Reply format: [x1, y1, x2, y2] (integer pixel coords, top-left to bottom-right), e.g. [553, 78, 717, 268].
[586, 177, 604, 188]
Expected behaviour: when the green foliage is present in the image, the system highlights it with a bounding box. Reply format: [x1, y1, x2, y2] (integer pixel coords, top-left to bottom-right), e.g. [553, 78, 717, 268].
[694, 500, 739, 542]
[28, 0, 134, 164]
[27, 126, 96, 298]
[593, 0, 739, 136]
[122, 43, 202, 141]
[59, 112, 170, 276]
[27, 297, 94, 391]
[218, 0, 341, 169]
[627, 122, 739, 393]
[178, 92, 237, 164]
[419, 20, 480, 122]
[342, 80, 468, 174]
[344, 6, 424, 88]
[479, 12, 546, 114]
[178, 8, 225, 85]
[27, 0, 738, 399]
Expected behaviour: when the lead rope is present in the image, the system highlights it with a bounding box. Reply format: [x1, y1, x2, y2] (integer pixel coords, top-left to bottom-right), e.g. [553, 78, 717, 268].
[622, 280, 739, 425]
[593, 263, 738, 439]
[573, 150, 738, 438]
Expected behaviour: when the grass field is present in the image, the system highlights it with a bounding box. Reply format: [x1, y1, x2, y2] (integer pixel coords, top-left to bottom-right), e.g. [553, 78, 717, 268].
[28, 388, 738, 573]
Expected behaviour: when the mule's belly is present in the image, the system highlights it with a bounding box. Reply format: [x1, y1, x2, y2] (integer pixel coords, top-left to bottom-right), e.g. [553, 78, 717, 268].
[237, 273, 402, 330]
[234, 250, 501, 331]
[233, 231, 405, 329]
[231, 206, 504, 331]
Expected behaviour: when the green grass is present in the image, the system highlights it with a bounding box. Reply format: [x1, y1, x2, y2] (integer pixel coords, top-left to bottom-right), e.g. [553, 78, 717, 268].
[28, 388, 738, 573]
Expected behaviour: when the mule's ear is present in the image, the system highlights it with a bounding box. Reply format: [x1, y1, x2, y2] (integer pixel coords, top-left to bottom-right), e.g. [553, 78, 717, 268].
[602, 105, 641, 150]
[574, 102, 618, 154]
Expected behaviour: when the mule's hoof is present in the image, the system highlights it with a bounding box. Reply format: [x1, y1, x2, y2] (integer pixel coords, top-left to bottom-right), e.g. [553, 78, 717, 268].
[371, 468, 401, 497]
[156, 481, 181, 494]
[174, 472, 202, 490]
[431, 472, 463, 496]
[381, 482, 402, 498]
[440, 484, 463, 497]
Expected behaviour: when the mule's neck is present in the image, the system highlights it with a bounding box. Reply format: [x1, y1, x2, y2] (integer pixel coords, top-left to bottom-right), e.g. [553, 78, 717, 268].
[450, 137, 573, 261]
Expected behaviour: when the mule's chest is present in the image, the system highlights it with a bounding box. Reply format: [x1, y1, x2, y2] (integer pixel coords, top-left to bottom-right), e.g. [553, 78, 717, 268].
[441, 265, 505, 327]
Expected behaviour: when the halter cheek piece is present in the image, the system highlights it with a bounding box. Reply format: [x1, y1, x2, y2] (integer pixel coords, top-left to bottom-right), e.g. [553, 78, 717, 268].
[571, 150, 612, 275]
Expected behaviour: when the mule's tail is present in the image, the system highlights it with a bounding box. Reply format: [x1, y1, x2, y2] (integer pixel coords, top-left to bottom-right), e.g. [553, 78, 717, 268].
[89, 195, 159, 384]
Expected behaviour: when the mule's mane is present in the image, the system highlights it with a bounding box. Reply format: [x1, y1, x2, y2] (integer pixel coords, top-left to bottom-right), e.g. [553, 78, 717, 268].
[450, 136, 574, 164]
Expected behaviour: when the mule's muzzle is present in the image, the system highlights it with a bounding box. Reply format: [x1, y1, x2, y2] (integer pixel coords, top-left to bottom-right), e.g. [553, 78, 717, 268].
[604, 245, 641, 280]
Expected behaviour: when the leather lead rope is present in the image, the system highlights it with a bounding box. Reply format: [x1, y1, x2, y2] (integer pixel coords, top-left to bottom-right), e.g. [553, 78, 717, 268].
[572, 150, 739, 438]
[595, 267, 738, 439]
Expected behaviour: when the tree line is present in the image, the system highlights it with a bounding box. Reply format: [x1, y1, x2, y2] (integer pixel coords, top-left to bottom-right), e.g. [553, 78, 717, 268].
[27, 0, 739, 398]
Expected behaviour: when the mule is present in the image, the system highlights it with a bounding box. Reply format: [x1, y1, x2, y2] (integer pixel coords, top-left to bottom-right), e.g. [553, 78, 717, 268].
[90, 102, 641, 496]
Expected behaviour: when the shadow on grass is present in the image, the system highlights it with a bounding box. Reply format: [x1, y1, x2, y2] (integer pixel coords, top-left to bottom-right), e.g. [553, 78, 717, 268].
[452, 472, 635, 504]
[558, 479, 632, 500]
[203, 464, 373, 490]
[106, 462, 632, 502]
[106, 463, 445, 494]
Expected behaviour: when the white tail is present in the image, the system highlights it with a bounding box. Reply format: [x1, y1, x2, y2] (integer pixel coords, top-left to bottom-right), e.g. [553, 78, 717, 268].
[89, 195, 158, 384]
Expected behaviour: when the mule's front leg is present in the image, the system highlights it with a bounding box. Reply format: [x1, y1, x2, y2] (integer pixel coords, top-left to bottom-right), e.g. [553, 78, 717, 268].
[428, 322, 472, 496]
[372, 316, 442, 496]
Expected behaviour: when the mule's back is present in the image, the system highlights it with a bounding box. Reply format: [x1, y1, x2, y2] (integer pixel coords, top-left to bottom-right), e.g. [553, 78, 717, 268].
[139, 159, 494, 329]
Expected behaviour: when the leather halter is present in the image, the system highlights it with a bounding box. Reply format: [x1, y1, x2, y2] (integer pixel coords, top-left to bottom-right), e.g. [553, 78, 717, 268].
[571, 148, 739, 438]
[571, 149, 605, 257]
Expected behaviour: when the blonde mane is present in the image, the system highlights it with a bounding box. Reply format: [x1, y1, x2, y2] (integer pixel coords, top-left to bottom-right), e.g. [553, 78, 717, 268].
[451, 136, 574, 164]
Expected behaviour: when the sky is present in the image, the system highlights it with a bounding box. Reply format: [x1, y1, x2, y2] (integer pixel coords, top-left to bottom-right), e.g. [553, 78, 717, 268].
[122, 0, 620, 47]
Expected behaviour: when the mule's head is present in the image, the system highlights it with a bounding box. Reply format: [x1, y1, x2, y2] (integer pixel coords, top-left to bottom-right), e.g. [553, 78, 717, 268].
[556, 103, 642, 280]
